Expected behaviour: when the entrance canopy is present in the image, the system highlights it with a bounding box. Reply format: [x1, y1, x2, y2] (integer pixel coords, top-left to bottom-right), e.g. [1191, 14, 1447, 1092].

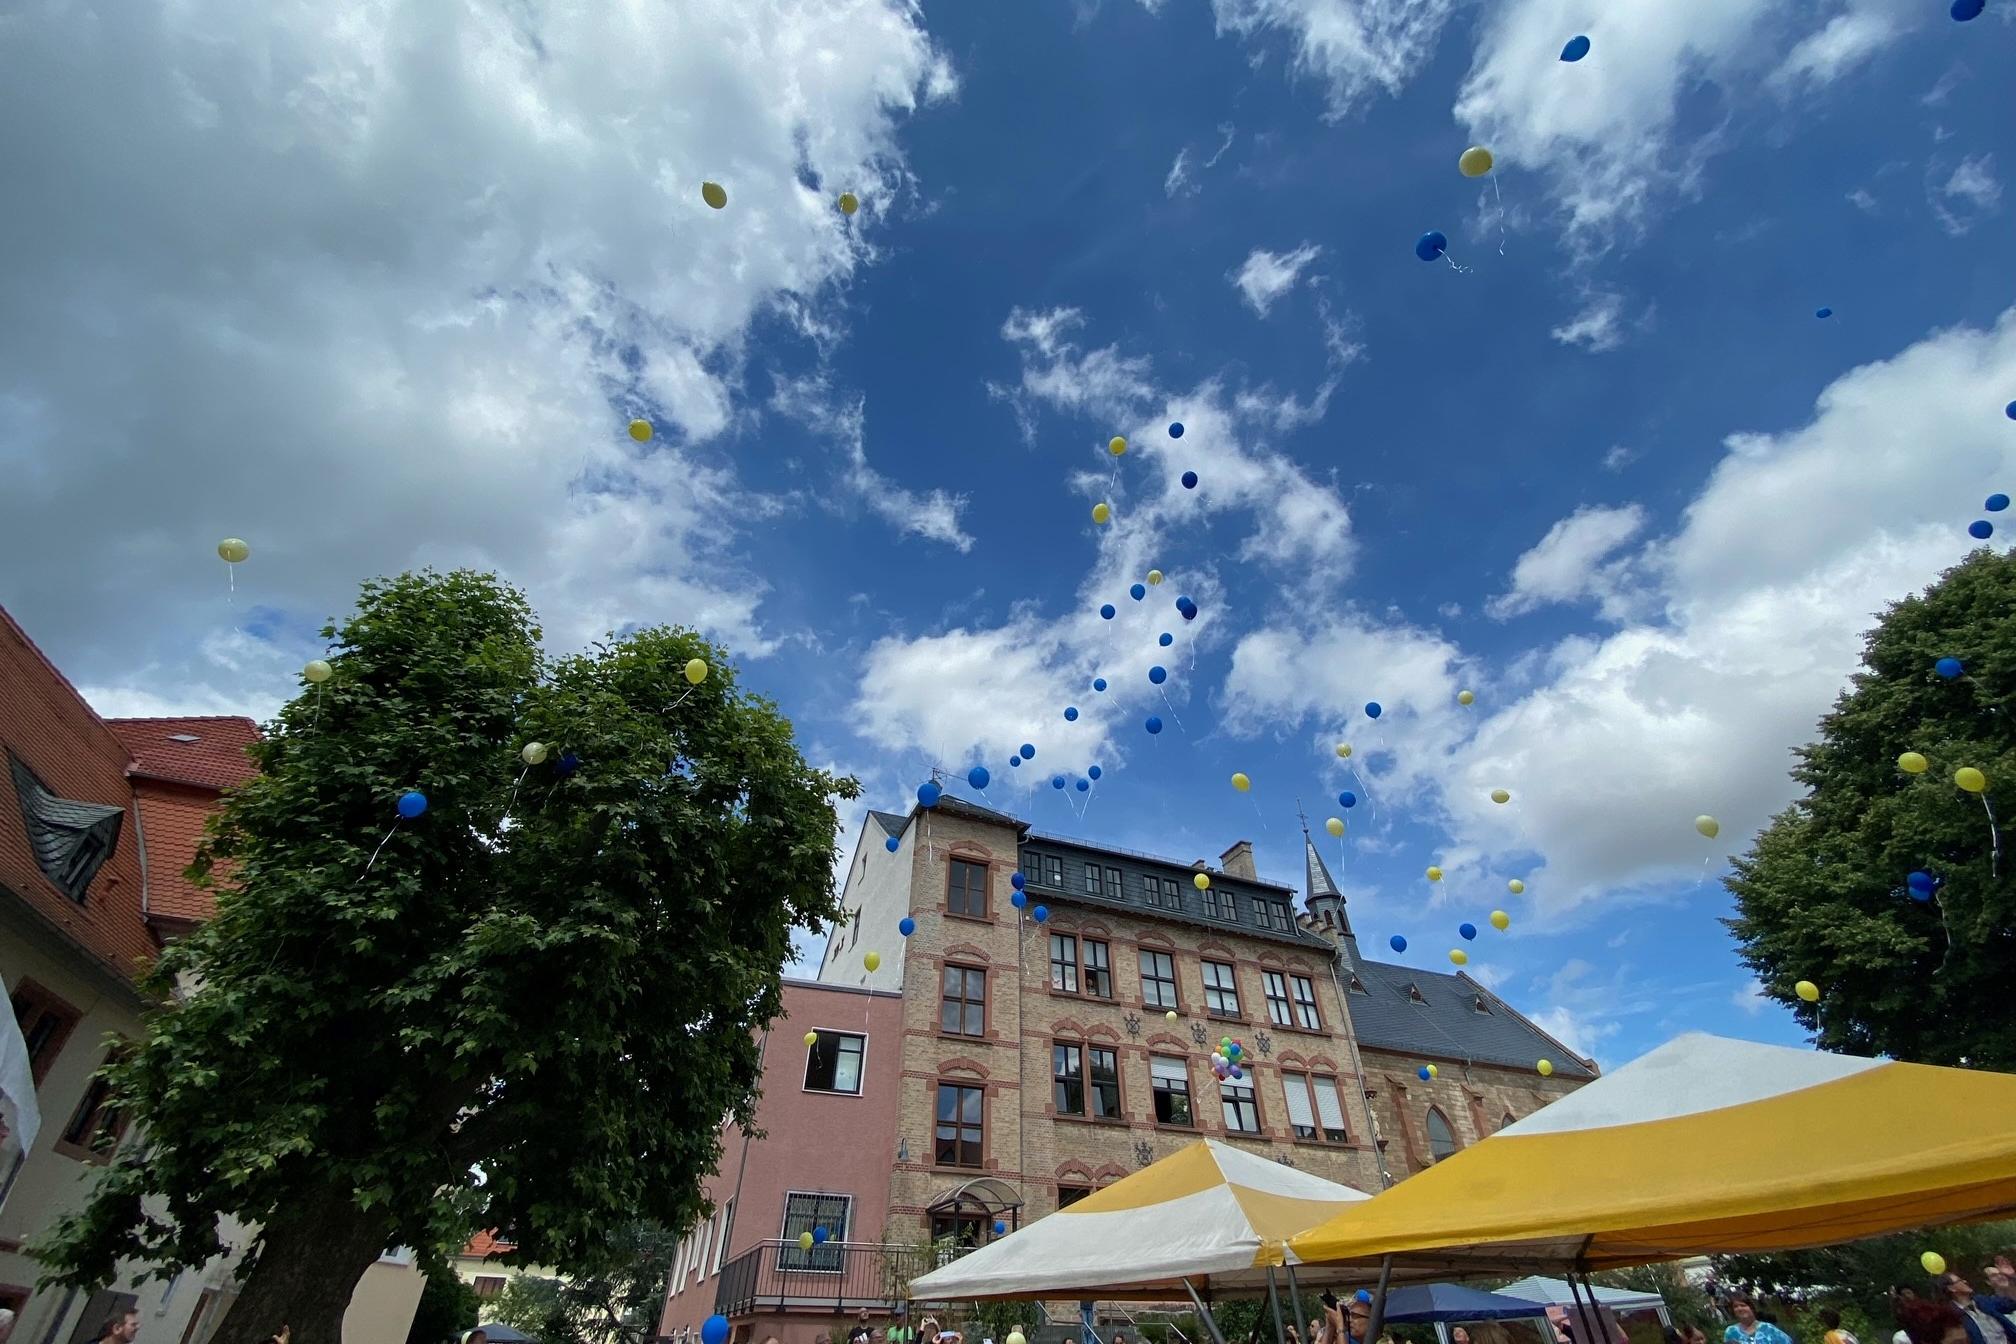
[1288, 1033, 2016, 1276]
[909, 1139, 1369, 1301]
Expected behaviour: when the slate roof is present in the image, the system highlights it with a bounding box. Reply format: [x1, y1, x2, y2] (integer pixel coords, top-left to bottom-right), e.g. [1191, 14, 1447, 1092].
[1343, 958, 1595, 1078]
[868, 810, 908, 838]
[107, 716, 261, 791]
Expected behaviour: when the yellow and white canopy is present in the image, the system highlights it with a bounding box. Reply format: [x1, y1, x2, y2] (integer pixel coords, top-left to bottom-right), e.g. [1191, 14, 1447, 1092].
[910, 1139, 1370, 1300]
[1289, 1032, 2016, 1276]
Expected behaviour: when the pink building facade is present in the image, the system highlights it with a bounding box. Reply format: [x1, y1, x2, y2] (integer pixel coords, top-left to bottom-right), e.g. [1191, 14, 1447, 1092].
[659, 978, 906, 1344]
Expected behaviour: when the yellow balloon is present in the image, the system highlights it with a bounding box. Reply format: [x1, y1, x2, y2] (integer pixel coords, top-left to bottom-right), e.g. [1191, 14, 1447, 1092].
[1695, 815, 1720, 839]
[838, 192, 859, 215]
[1448, 949, 1468, 966]
[1898, 751, 1929, 774]
[1109, 436, 1128, 456]
[1458, 690, 1475, 705]
[1008, 1332, 1028, 1344]
[217, 538, 249, 564]
[799, 1230, 815, 1251]
[701, 181, 727, 209]
[303, 659, 332, 684]
[521, 741, 549, 766]
[1146, 569, 1163, 585]
[863, 951, 881, 972]
[1426, 866, 1443, 882]
[1231, 772, 1251, 793]
[1165, 1009, 1178, 1022]
[1335, 742, 1352, 759]
[685, 658, 709, 685]
[1956, 766, 1988, 794]
[1424, 1064, 1439, 1079]
[1325, 816, 1345, 837]
[1508, 878, 1525, 894]
[1092, 502, 1112, 525]
[1193, 872, 1211, 890]
[629, 418, 653, 443]
[1537, 1058, 1554, 1077]
[1923, 1251, 1948, 1276]
[1490, 788, 1510, 804]
[1459, 146, 1495, 178]
[1795, 980, 1820, 1003]
[803, 1031, 818, 1048]
[1490, 910, 1510, 931]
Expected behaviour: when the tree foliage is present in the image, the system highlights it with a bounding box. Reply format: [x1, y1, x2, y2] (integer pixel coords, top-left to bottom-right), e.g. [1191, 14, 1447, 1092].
[1726, 549, 2016, 1067]
[32, 569, 857, 1344]
[486, 1222, 680, 1344]
[1715, 1218, 2016, 1330]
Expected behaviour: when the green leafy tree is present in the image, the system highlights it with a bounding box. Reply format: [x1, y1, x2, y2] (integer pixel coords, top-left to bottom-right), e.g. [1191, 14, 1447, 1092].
[1716, 1218, 2016, 1329]
[405, 1255, 480, 1344]
[491, 1275, 573, 1342]
[1726, 550, 2016, 1066]
[32, 570, 856, 1344]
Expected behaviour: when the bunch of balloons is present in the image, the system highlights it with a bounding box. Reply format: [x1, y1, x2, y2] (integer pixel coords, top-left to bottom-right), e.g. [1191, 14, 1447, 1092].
[1209, 1036, 1247, 1081]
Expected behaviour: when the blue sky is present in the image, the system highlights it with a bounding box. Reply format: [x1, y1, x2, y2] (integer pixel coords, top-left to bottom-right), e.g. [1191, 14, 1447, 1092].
[2, 0, 2013, 1068]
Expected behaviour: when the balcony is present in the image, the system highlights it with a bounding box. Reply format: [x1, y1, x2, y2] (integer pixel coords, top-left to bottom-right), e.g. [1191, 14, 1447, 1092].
[714, 1240, 932, 1319]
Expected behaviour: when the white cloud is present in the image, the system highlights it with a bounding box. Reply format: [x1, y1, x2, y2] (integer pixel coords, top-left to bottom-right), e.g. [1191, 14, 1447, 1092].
[1770, 5, 1899, 93]
[1731, 979, 1768, 1015]
[1550, 292, 1628, 353]
[772, 375, 974, 551]
[1602, 445, 1639, 472]
[1164, 147, 1197, 198]
[1930, 154, 2003, 236]
[1206, 0, 1461, 120]
[1230, 243, 1324, 317]
[1487, 504, 1647, 619]
[1847, 187, 1880, 215]
[0, 0, 951, 706]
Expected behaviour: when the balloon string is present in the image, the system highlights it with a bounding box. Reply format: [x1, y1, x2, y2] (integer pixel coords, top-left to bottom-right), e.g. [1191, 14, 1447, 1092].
[667, 688, 695, 713]
[499, 764, 531, 830]
[1983, 794, 2002, 878]
[1492, 173, 1506, 255]
[313, 684, 323, 728]
[1159, 689, 1186, 733]
[1442, 252, 1473, 276]
[1251, 794, 1267, 831]
[359, 818, 404, 881]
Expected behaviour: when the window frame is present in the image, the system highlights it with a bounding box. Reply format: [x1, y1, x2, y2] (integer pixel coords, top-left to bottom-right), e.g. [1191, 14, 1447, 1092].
[1202, 960, 1242, 1018]
[1310, 1074, 1348, 1142]
[1290, 974, 1322, 1030]
[472, 1276, 506, 1300]
[1084, 863, 1103, 897]
[1501, 1111, 1518, 1131]
[1049, 933, 1080, 993]
[8, 977, 81, 1087]
[1282, 1072, 1349, 1143]
[1263, 971, 1293, 1027]
[778, 1191, 853, 1271]
[1052, 1041, 1086, 1116]
[1201, 886, 1227, 920]
[1088, 1044, 1121, 1119]
[1080, 938, 1112, 999]
[934, 1081, 986, 1168]
[1281, 1068, 1319, 1140]
[1138, 948, 1179, 1009]
[1220, 1076, 1261, 1134]
[1151, 1053, 1193, 1128]
[55, 1050, 131, 1164]
[946, 856, 990, 920]
[1425, 1105, 1459, 1163]
[939, 963, 987, 1038]
[1056, 1184, 1093, 1209]
[801, 1028, 867, 1096]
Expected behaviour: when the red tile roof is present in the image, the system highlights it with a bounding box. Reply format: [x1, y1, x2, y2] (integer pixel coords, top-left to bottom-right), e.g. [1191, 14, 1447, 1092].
[133, 787, 227, 923]
[107, 717, 261, 791]
[462, 1230, 517, 1259]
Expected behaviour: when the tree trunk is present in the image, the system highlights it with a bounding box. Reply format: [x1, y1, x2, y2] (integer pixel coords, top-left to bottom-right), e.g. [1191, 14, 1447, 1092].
[206, 1185, 396, 1344]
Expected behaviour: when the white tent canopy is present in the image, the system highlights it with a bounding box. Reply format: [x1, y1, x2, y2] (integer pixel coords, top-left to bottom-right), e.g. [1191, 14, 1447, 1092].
[1496, 1278, 1668, 1314]
[909, 1139, 1371, 1301]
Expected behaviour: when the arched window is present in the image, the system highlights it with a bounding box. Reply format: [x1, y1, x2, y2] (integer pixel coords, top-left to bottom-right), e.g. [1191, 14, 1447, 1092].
[1501, 1111, 1517, 1131]
[1425, 1106, 1458, 1162]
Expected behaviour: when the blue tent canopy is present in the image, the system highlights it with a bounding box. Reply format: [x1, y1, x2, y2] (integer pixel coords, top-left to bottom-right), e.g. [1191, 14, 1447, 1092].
[1377, 1283, 1555, 1323]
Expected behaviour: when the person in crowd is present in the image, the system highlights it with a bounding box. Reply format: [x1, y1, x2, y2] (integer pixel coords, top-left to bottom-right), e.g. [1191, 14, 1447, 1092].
[1897, 1301, 1970, 1344]
[1308, 1318, 1324, 1344]
[464, 1331, 486, 1344]
[1940, 1271, 2016, 1344]
[1821, 1308, 1860, 1344]
[91, 1310, 140, 1344]
[1452, 1328, 1471, 1344]
[1723, 1297, 1793, 1344]
[1342, 1296, 1369, 1344]
[851, 1309, 876, 1344]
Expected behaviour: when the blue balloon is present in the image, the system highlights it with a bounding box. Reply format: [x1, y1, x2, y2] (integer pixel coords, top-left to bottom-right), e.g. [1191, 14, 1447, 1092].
[1145, 715, 1163, 735]
[1032, 904, 1050, 922]
[1560, 34, 1590, 61]
[968, 766, 991, 790]
[885, 835, 900, 852]
[993, 1220, 1007, 1236]
[1365, 701, 1383, 719]
[1131, 583, 1147, 601]
[2007, 401, 2016, 420]
[1815, 307, 1833, 319]
[1339, 791, 1357, 808]
[1012, 890, 1027, 908]
[899, 915, 916, 937]
[1012, 870, 1025, 888]
[1169, 422, 1185, 438]
[1230, 1065, 1243, 1079]
[813, 1226, 829, 1245]
[1952, 0, 1983, 18]
[1009, 756, 1021, 768]
[1181, 470, 1199, 489]
[1093, 677, 1108, 692]
[918, 781, 942, 808]
[1052, 774, 1066, 789]
[1088, 764, 1102, 780]
[396, 789, 428, 820]
[1459, 922, 1477, 941]
[1908, 870, 1936, 897]
[1065, 706, 1079, 721]
[704, 1318, 731, 1344]
[1389, 934, 1407, 953]
[1159, 632, 1173, 646]
[557, 752, 580, 776]
[1936, 657, 1964, 679]
[1987, 494, 2010, 513]
[1100, 604, 1116, 620]
[1149, 665, 1167, 685]
[1415, 230, 1447, 262]
[1075, 778, 1089, 792]
[1418, 1066, 1432, 1081]
[1021, 743, 1036, 760]
[1971, 520, 1995, 539]
[1179, 601, 1198, 623]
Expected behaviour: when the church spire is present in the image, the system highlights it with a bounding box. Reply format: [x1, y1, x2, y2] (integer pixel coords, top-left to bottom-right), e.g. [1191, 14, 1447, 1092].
[1298, 806, 1357, 966]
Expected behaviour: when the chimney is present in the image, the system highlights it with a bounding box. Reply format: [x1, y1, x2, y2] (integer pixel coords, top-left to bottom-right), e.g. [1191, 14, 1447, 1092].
[1219, 839, 1257, 880]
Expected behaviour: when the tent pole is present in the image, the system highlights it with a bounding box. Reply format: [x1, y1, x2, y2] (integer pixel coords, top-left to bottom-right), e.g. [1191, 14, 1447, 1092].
[1566, 1265, 1604, 1344]
[1268, 1267, 1290, 1344]
[1363, 1255, 1395, 1344]
[1183, 1278, 1231, 1344]
[1284, 1264, 1308, 1342]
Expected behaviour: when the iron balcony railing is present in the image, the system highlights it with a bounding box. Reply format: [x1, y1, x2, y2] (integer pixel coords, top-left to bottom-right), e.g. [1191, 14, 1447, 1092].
[714, 1240, 933, 1319]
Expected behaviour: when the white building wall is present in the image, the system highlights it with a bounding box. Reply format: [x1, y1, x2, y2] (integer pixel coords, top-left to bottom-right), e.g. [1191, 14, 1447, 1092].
[817, 815, 914, 991]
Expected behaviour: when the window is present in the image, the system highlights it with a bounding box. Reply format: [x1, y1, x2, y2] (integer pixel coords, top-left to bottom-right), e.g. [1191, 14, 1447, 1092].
[1202, 961, 1241, 1017]
[1081, 939, 1112, 998]
[1089, 1046, 1120, 1119]
[9, 978, 81, 1085]
[1221, 892, 1241, 923]
[1221, 1078, 1260, 1133]
[935, 1083, 984, 1167]
[1283, 1070, 1318, 1140]
[1311, 1075, 1348, 1142]
[1105, 867, 1123, 900]
[1139, 949, 1178, 1009]
[947, 858, 988, 917]
[714, 1198, 735, 1273]
[1021, 852, 1064, 889]
[1291, 975, 1321, 1030]
[1256, 901, 1289, 932]
[1473, 994, 1493, 1014]
[940, 965, 986, 1037]
[1201, 885, 1226, 919]
[1084, 864, 1103, 897]
[1049, 934, 1079, 993]
[58, 1060, 128, 1159]
[1263, 972, 1293, 1026]
[779, 1192, 851, 1270]
[1141, 876, 1163, 908]
[473, 1276, 506, 1299]
[9, 752, 123, 903]
[1426, 1106, 1458, 1162]
[931, 1209, 989, 1250]
[1151, 1054, 1192, 1127]
[1283, 1073, 1347, 1142]
[802, 1030, 865, 1095]
[1501, 1111, 1517, 1131]
[1057, 1184, 1092, 1209]
[1053, 1043, 1084, 1115]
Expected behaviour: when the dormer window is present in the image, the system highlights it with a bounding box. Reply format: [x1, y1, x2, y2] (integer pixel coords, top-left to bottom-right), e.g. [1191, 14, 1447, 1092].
[1347, 975, 1368, 995]
[1473, 993, 1492, 1014]
[1406, 983, 1426, 1005]
[9, 752, 123, 904]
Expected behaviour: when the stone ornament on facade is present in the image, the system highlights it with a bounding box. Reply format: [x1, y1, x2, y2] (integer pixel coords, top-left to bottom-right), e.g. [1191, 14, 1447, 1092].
[1189, 1021, 1207, 1045]
[1255, 1029, 1272, 1056]
[1133, 1140, 1154, 1168]
[1123, 1011, 1141, 1037]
